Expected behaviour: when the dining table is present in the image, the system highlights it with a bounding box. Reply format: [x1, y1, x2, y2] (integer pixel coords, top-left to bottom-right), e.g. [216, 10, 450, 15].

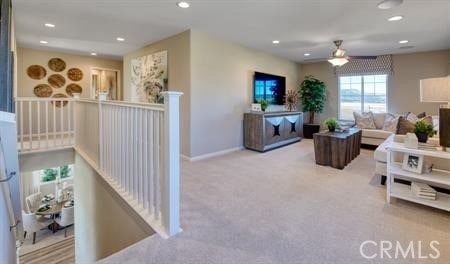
[35, 196, 72, 233]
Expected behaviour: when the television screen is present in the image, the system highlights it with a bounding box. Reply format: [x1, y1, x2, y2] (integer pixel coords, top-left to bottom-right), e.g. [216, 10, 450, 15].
[253, 72, 286, 105]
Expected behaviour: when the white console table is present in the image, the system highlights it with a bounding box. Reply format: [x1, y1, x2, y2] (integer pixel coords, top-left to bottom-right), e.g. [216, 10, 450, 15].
[386, 141, 450, 211]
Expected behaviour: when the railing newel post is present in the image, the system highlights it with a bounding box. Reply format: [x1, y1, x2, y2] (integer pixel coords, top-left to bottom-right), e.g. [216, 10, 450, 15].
[161, 91, 183, 237]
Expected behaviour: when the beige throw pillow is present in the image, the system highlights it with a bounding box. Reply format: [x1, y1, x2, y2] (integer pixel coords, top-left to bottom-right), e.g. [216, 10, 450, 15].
[382, 113, 400, 133]
[397, 115, 433, 135]
[372, 112, 386, 129]
[353, 112, 376, 129]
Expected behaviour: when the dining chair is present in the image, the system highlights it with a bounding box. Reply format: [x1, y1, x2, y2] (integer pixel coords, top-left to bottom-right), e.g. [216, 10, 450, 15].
[56, 206, 74, 237]
[22, 211, 52, 244]
[25, 192, 42, 213]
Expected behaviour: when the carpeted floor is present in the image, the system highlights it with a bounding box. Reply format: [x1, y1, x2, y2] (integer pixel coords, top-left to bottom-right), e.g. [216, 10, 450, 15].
[99, 140, 450, 264]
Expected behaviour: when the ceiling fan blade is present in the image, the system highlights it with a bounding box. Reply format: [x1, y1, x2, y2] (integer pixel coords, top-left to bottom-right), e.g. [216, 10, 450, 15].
[348, 56, 378, 60]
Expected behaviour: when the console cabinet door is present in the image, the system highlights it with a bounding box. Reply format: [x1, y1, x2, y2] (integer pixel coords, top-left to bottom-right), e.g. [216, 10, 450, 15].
[264, 117, 283, 145]
[283, 115, 301, 139]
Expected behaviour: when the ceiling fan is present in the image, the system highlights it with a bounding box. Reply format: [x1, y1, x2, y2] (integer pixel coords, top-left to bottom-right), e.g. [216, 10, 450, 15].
[327, 40, 377, 67]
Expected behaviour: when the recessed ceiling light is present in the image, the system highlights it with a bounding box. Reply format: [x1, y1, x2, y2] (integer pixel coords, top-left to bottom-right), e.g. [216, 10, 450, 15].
[116, 37, 125, 42]
[399, 40, 409, 44]
[177, 1, 190, 8]
[272, 40, 280, 44]
[44, 23, 55, 28]
[388, 15, 403, 21]
[91, 52, 97, 56]
[39, 40, 48, 44]
[304, 53, 311, 56]
[377, 0, 403, 9]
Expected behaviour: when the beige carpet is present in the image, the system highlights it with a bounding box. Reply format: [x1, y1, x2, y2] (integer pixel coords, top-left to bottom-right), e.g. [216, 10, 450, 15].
[99, 140, 450, 264]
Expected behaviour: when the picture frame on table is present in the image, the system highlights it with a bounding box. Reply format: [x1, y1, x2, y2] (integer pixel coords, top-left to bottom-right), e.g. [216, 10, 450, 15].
[402, 153, 424, 174]
[251, 103, 262, 112]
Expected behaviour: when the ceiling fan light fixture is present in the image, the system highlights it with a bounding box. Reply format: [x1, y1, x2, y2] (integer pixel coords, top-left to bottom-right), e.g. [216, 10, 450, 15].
[377, 0, 403, 9]
[328, 57, 349, 67]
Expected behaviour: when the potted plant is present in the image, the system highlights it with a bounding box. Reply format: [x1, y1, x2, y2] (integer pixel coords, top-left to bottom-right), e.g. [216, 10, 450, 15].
[324, 117, 339, 132]
[413, 120, 435, 143]
[299, 75, 327, 138]
[259, 99, 269, 112]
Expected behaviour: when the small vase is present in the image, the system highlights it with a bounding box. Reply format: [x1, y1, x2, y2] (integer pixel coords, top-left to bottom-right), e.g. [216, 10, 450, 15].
[415, 133, 428, 143]
[328, 127, 336, 132]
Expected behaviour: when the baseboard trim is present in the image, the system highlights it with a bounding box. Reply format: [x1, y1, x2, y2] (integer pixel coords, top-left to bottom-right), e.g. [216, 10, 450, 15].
[182, 146, 244, 162]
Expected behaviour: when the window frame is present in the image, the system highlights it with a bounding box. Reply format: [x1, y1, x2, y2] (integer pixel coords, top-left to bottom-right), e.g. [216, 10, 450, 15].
[338, 74, 389, 120]
[39, 164, 74, 184]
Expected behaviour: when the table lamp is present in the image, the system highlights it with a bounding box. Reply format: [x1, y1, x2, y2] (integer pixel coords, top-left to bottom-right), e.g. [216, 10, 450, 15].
[420, 75, 450, 150]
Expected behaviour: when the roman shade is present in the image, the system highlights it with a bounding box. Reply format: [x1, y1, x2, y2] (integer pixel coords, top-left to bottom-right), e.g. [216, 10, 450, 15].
[335, 55, 393, 76]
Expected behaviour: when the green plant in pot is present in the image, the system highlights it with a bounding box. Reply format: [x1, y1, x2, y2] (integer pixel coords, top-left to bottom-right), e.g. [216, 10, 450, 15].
[413, 120, 436, 143]
[324, 117, 339, 132]
[259, 99, 269, 112]
[299, 75, 327, 138]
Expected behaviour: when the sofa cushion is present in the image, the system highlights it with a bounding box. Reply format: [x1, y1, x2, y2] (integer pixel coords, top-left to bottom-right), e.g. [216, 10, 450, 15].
[372, 112, 386, 129]
[362, 129, 392, 140]
[354, 112, 376, 129]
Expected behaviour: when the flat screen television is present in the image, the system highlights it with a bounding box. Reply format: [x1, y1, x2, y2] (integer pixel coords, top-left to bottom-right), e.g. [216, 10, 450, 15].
[253, 72, 286, 105]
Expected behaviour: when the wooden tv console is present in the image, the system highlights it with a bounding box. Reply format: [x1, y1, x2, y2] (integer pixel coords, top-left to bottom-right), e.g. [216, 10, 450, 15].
[243, 111, 303, 152]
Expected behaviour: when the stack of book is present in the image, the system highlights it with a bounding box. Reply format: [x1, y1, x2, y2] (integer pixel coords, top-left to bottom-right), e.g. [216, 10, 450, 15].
[411, 182, 437, 200]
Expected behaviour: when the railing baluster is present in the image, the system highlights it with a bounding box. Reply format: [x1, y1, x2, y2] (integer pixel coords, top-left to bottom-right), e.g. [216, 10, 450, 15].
[20, 101, 23, 151]
[149, 111, 154, 214]
[28, 101, 32, 150]
[45, 102, 49, 149]
[154, 112, 160, 219]
[67, 101, 71, 146]
[37, 101, 40, 149]
[60, 100, 64, 146]
[53, 100, 56, 147]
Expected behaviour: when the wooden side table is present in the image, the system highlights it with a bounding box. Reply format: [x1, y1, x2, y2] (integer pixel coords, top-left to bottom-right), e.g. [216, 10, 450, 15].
[313, 128, 362, 169]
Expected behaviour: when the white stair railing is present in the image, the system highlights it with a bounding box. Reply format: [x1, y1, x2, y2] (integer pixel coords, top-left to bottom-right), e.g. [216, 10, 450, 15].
[15, 97, 75, 152]
[74, 92, 183, 237]
[0, 111, 24, 264]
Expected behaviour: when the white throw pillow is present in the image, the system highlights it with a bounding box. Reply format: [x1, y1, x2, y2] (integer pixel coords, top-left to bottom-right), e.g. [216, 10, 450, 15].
[372, 112, 387, 129]
[353, 112, 376, 129]
[382, 113, 400, 133]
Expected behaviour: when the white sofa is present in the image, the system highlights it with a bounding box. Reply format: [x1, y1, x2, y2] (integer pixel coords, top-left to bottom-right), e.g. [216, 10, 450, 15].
[359, 114, 439, 147]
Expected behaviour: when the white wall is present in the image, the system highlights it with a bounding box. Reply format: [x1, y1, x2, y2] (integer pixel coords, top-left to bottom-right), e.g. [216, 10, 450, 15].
[74, 153, 154, 263]
[190, 30, 300, 157]
[123, 31, 191, 157]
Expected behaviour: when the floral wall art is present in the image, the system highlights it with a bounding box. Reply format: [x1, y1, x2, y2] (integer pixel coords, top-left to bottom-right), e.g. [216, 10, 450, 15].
[130, 50, 168, 103]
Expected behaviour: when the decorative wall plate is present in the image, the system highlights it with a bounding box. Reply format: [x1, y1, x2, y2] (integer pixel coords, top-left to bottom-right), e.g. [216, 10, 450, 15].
[48, 74, 66, 88]
[27, 65, 47, 80]
[33, 84, 53, 97]
[66, 83, 82, 96]
[51, 93, 69, 107]
[67, 68, 83, 81]
[48, 58, 66, 72]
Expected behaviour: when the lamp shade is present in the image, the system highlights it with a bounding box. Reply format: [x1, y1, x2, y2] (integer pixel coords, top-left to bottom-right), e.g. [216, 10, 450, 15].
[420, 76, 450, 103]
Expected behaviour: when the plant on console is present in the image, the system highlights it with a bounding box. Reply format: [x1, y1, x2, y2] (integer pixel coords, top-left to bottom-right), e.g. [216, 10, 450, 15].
[259, 99, 269, 112]
[413, 120, 436, 143]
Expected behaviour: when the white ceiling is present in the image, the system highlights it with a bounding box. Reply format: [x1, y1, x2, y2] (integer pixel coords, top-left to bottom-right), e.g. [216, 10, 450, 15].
[13, 0, 450, 62]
